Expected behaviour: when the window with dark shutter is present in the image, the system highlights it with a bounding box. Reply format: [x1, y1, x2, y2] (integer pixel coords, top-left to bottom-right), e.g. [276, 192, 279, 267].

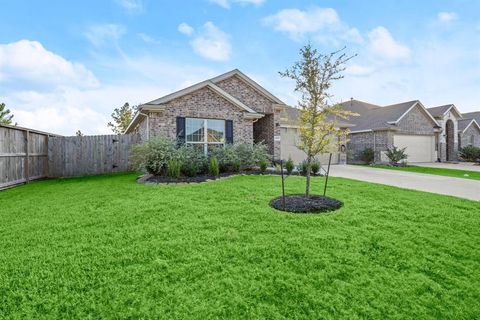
[225, 120, 233, 144]
[176, 117, 186, 145]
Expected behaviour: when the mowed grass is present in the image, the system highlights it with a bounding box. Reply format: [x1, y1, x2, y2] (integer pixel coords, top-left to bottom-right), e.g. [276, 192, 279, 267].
[1, 173, 479, 319]
[369, 164, 480, 181]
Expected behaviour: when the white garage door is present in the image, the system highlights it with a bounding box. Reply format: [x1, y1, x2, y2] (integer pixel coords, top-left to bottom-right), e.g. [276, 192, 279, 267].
[393, 135, 435, 163]
[280, 127, 339, 165]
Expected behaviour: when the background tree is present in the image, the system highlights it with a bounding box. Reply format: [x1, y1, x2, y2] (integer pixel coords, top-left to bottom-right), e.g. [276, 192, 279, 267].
[76, 130, 84, 136]
[280, 44, 356, 196]
[108, 102, 137, 134]
[0, 102, 14, 125]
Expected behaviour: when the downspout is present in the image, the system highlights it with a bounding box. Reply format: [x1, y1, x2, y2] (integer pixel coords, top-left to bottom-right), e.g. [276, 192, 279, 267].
[139, 112, 150, 140]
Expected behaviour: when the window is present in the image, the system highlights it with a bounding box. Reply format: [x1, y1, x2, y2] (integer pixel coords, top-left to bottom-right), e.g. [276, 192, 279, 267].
[186, 118, 225, 154]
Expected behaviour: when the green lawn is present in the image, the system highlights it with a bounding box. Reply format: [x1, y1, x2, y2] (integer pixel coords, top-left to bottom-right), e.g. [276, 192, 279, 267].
[1, 173, 479, 319]
[368, 164, 480, 180]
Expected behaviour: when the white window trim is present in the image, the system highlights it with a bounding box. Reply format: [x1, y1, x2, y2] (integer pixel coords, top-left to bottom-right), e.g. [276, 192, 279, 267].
[185, 118, 225, 154]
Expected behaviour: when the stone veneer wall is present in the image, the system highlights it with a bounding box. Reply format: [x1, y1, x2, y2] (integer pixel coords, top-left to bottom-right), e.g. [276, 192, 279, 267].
[397, 106, 437, 135]
[459, 124, 480, 149]
[436, 110, 459, 162]
[142, 86, 255, 144]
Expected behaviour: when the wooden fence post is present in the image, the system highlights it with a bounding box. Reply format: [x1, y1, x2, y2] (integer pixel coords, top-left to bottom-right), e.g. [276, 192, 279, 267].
[24, 130, 30, 184]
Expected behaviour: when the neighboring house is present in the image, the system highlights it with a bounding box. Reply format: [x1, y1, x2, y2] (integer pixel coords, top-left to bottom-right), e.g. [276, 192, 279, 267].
[426, 104, 463, 161]
[339, 99, 440, 163]
[125, 69, 286, 159]
[458, 116, 480, 149]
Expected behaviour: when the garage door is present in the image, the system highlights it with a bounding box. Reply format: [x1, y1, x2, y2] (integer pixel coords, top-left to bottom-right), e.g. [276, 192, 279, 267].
[280, 127, 339, 164]
[393, 135, 435, 163]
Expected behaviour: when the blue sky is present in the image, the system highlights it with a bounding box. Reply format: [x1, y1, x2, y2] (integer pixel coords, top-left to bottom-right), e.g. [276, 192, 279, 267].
[1, 0, 479, 134]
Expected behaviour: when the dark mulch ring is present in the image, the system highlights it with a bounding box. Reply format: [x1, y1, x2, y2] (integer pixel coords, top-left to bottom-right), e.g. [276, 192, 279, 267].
[270, 194, 343, 214]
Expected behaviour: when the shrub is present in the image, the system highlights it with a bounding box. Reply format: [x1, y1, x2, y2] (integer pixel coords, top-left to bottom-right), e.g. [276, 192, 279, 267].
[167, 159, 181, 178]
[459, 146, 480, 162]
[178, 144, 206, 177]
[385, 146, 408, 165]
[131, 137, 177, 175]
[285, 157, 294, 175]
[232, 160, 241, 172]
[311, 160, 320, 175]
[259, 159, 269, 174]
[360, 147, 375, 164]
[210, 144, 238, 172]
[210, 142, 270, 171]
[209, 156, 220, 177]
[299, 160, 309, 175]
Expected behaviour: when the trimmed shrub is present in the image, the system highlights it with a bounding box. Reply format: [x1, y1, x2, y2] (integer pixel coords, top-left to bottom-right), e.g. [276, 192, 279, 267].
[210, 142, 270, 171]
[459, 146, 480, 162]
[131, 137, 177, 175]
[210, 144, 238, 172]
[167, 159, 181, 178]
[232, 160, 241, 172]
[299, 160, 309, 175]
[209, 156, 220, 177]
[360, 147, 375, 164]
[285, 157, 294, 175]
[259, 159, 269, 174]
[179, 144, 206, 177]
[311, 161, 320, 175]
[385, 146, 408, 165]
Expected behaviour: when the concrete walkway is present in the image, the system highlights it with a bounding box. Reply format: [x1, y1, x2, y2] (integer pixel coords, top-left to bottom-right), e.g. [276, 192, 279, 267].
[329, 165, 480, 201]
[416, 162, 480, 172]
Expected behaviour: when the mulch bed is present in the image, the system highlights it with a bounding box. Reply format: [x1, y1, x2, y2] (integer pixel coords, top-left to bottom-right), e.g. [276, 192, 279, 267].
[138, 171, 324, 185]
[270, 194, 343, 213]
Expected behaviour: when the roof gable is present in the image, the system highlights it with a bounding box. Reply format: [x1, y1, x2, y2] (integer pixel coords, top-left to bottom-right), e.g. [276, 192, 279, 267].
[459, 119, 480, 133]
[391, 101, 439, 127]
[427, 104, 462, 119]
[210, 69, 286, 105]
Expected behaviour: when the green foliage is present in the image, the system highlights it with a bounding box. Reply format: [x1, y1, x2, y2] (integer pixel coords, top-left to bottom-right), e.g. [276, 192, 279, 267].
[360, 147, 375, 164]
[299, 160, 309, 175]
[0, 102, 14, 125]
[167, 159, 181, 178]
[285, 157, 294, 175]
[209, 156, 220, 177]
[311, 160, 320, 175]
[210, 144, 238, 172]
[108, 102, 137, 134]
[385, 146, 408, 165]
[210, 143, 270, 171]
[459, 146, 480, 162]
[1, 173, 479, 319]
[232, 160, 241, 173]
[131, 137, 177, 175]
[259, 159, 269, 174]
[178, 144, 206, 177]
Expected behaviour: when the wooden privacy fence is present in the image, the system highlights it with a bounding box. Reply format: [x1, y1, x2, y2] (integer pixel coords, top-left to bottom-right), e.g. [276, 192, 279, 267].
[0, 124, 57, 189]
[1, 123, 141, 189]
[48, 134, 140, 178]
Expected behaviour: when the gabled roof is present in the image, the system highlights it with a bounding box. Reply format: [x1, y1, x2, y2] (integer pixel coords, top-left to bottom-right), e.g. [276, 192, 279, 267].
[427, 104, 462, 119]
[279, 105, 354, 128]
[210, 69, 286, 105]
[462, 111, 480, 124]
[341, 100, 439, 132]
[146, 80, 258, 114]
[458, 118, 480, 133]
[338, 99, 380, 114]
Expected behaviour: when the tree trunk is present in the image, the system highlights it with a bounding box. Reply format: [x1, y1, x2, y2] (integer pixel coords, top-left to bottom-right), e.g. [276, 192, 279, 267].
[305, 155, 312, 196]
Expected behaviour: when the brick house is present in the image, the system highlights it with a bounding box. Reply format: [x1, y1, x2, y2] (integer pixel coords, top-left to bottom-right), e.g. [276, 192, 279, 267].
[125, 69, 286, 159]
[458, 112, 480, 150]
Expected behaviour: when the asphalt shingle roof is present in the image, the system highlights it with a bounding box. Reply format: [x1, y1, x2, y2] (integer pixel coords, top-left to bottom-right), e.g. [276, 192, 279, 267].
[427, 105, 453, 118]
[462, 111, 480, 123]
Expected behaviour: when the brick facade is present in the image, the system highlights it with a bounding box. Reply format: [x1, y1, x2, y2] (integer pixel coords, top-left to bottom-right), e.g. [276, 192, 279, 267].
[459, 123, 480, 149]
[142, 86, 255, 144]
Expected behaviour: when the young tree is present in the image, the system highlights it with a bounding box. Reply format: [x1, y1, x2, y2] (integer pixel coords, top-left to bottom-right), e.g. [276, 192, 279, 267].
[280, 44, 356, 196]
[107, 102, 136, 134]
[0, 102, 14, 125]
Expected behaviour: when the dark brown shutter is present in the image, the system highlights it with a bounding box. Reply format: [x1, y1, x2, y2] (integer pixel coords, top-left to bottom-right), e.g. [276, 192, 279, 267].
[176, 117, 186, 145]
[225, 120, 233, 144]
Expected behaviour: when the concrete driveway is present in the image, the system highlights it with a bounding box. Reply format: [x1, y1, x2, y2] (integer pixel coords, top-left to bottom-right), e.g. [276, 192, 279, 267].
[329, 165, 480, 201]
[416, 162, 480, 172]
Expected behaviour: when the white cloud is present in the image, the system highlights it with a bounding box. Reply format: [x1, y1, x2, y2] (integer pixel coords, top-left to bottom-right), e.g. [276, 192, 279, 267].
[368, 26, 411, 61]
[437, 12, 458, 23]
[0, 40, 98, 89]
[84, 24, 126, 47]
[178, 23, 194, 36]
[115, 0, 143, 13]
[189, 22, 231, 61]
[263, 7, 340, 40]
[345, 64, 375, 76]
[138, 33, 161, 44]
[209, 0, 265, 9]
